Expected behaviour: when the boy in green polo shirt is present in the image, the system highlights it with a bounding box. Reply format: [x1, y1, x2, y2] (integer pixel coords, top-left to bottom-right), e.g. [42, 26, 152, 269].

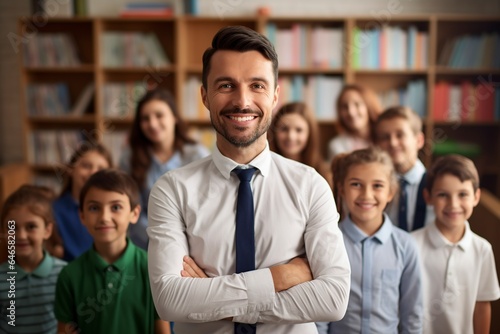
[54, 169, 170, 333]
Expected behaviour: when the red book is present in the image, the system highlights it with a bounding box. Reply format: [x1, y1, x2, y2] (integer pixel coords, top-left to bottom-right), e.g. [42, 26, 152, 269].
[460, 81, 476, 121]
[475, 82, 495, 121]
[433, 81, 449, 121]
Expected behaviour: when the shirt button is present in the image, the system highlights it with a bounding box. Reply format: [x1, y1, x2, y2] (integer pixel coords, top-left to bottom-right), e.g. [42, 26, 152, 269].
[107, 267, 113, 272]
[108, 283, 113, 288]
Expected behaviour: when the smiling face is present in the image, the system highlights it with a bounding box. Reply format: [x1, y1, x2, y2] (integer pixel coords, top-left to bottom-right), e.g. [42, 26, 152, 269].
[139, 99, 177, 145]
[375, 117, 424, 174]
[7, 206, 52, 266]
[71, 151, 110, 199]
[341, 162, 395, 234]
[80, 187, 140, 247]
[201, 50, 279, 153]
[338, 90, 370, 134]
[424, 173, 480, 240]
[274, 113, 310, 160]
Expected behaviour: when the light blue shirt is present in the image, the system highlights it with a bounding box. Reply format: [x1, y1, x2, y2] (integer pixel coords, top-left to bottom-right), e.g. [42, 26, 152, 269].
[120, 143, 210, 249]
[317, 214, 423, 334]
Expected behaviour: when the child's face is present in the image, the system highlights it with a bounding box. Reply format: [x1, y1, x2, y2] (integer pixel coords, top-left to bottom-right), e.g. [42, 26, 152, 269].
[7, 206, 52, 260]
[424, 174, 480, 232]
[375, 117, 424, 174]
[140, 99, 177, 145]
[341, 162, 395, 229]
[339, 90, 369, 133]
[274, 113, 309, 159]
[80, 187, 139, 245]
[71, 151, 110, 195]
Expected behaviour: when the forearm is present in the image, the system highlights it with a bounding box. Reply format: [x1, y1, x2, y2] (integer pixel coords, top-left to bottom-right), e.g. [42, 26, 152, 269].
[473, 302, 491, 334]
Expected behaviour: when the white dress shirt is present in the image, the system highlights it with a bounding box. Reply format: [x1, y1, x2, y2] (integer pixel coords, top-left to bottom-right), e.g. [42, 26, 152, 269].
[148, 143, 351, 334]
[386, 160, 435, 231]
[412, 221, 500, 334]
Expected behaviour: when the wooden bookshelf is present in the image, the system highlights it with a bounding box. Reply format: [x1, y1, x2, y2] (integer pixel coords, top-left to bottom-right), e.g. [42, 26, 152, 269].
[18, 15, 500, 196]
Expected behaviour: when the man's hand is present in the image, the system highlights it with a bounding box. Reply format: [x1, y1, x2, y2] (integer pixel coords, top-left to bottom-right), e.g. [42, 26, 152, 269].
[181, 255, 208, 278]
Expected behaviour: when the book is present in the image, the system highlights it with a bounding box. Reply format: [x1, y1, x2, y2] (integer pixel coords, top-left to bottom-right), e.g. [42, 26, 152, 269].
[70, 83, 94, 116]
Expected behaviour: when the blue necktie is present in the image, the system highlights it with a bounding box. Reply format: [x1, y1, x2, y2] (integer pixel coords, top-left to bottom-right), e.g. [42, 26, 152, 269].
[233, 167, 257, 334]
[398, 178, 409, 231]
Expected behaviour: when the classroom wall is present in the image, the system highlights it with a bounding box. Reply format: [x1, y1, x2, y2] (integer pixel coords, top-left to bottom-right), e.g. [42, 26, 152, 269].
[0, 0, 499, 164]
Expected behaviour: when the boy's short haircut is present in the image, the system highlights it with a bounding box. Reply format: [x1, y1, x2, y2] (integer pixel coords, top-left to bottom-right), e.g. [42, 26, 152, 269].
[1, 184, 55, 228]
[374, 106, 423, 137]
[426, 154, 480, 192]
[79, 169, 140, 210]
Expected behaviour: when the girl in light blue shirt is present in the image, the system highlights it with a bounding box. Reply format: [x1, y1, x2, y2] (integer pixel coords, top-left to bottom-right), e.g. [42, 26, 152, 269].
[317, 147, 423, 334]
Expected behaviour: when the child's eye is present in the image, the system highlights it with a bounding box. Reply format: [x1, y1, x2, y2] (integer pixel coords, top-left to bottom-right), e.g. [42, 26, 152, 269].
[27, 224, 38, 230]
[111, 204, 122, 211]
[88, 205, 99, 212]
[436, 193, 447, 198]
[349, 182, 361, 187]
[459, 192, 469, 198]
[373, 183, 384, 189]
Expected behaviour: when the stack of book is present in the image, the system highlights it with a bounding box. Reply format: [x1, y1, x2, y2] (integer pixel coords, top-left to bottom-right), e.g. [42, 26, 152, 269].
[438, 33, 500, 69]
[23, 33, 80, 67]
[119, 3, 173, 17]
[378, 79, 427, 118]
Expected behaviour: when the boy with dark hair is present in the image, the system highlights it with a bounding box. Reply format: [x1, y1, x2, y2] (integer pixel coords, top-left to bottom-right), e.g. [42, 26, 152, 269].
[412, 154, 500, 334]
[54, 169, 170, 333]
[375, 106, 434, 231]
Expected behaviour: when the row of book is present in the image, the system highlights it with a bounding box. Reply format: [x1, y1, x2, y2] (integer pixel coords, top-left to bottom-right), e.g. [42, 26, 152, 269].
[266, 24, 343, 68]
[119, 3, 173, 17]
[29, 131, 84, 165]
[23, 33, 80, 67]
[102, 82, 145, 117]
[352, 25, 428, 69]
[101, 32, 170, 67]
[433, 81, 500, 122]
[183, 77, 209, 121]
[26, 83, 94, 116]
[378, 79, 427, 118]
[438, 33, 500, 69]
[276, 75, 343, 120]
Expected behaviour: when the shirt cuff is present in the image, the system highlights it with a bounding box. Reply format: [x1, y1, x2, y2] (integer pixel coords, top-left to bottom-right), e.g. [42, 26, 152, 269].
[233, 268, 275, 324]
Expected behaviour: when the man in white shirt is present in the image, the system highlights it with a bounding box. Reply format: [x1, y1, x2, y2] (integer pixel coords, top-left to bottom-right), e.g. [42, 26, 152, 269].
[147, 26, 351, 334]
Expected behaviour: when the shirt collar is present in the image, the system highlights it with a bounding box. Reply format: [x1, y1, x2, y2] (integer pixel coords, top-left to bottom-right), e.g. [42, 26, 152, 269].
[402, 159, 426, 185]
[212, 141, 271, 179]
[426, 220, 472, 251]
[89, 238, 136, 272]
[341, 213, 393, 244]
[15, 251, 53, 280]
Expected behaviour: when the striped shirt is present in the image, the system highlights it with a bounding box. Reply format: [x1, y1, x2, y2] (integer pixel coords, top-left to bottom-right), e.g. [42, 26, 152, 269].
[0, 252, 66, 333]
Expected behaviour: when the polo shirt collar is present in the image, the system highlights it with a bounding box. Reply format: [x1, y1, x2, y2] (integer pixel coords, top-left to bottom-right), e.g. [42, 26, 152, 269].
[89, 238, 136, 272]
[341, 213, 393, 244]
[15, 251, 53, 280]
[402, 159, 425, 185]
[212, 141, 271, 179]
[426, 220, 472, 251]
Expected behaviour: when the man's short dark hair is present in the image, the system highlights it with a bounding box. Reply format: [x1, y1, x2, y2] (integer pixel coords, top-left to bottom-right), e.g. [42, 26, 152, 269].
[202, 26, 278, 89]
[79, 169, 140, 211]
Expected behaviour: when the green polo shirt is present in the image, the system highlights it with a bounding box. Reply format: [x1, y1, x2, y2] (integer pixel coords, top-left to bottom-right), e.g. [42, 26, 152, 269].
[0, 252, 66, 333]
[54, 240, 158, 333]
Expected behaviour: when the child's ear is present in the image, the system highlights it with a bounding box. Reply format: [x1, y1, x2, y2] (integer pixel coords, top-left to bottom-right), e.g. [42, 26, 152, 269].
[43, 223, 53, 241]
[473, 188, 481, 207]
[423, 188, 431, 205]
[129, 205, 141, 225]
[416, 131, 425, 150]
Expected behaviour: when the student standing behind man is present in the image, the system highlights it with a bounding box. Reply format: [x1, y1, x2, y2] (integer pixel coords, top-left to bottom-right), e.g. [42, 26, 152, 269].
[412, 155, 500, 334]
[147, 26, 351, 334]
[374, 106, 434, 231]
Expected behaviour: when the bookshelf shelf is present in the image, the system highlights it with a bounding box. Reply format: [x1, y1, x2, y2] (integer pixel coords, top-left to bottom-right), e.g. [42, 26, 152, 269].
[17, 15, 500, 197]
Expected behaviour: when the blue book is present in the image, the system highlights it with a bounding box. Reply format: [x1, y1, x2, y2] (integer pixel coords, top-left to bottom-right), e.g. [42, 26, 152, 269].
[495, 87, 500, 121]
[126, 3, 171, 9]
[407, 26, 417, 68]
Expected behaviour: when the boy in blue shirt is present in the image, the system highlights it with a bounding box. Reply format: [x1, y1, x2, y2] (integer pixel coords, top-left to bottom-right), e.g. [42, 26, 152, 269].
[54, 169, 170, 333]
